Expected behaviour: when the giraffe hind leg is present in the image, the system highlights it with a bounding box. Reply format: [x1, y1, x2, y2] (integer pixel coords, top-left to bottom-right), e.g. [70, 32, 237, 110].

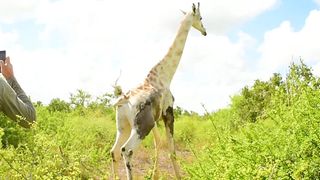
[152, 125, 161, 179]
[110, 107, 130, 179]
[121, 101, 156, 179]
[163, 106, 181, 179]
[110, 128, 130, 179]
[121, 129, 140, 180]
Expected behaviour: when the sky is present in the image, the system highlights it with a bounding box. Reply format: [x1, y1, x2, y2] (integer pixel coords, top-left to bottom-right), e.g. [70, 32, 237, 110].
[0, 0, 320, 113]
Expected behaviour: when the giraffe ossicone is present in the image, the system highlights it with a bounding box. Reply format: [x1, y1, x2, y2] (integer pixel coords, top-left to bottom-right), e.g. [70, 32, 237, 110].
[110, 3, 207, 180]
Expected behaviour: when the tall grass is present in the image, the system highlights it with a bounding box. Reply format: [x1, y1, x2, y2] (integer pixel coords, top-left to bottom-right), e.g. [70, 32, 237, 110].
[0, 61, 319, 179]
[184, 61, 320, 179]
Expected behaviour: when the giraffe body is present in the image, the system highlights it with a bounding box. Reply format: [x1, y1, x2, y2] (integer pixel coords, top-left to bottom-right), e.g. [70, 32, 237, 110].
[110, 3, 206, 179]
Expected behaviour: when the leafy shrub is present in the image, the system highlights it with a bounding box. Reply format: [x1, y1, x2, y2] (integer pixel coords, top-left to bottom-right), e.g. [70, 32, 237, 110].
[47, 98, 71, 113]
[0, 114, 29, 147]
[185, 61, 320, 179]
[1, 61, 319, 179]
[0, 91, 115, 178]
[231, 73, 283, 123]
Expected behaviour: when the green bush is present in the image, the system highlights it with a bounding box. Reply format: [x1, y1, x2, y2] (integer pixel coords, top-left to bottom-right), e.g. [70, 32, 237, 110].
[0, 95, 115, 178]
[0, 61, 319, 179]
[185, 61, 320, 179]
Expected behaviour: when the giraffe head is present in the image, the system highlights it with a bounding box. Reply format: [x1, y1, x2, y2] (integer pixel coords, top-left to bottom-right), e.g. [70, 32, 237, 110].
[191, 2, 207, 36]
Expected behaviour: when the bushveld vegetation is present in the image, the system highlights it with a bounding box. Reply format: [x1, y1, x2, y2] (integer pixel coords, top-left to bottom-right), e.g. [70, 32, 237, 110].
[0, 60, 319, 179]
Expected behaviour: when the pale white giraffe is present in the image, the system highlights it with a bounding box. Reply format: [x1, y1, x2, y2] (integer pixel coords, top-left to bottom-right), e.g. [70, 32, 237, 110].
[110, 3, 207, 179]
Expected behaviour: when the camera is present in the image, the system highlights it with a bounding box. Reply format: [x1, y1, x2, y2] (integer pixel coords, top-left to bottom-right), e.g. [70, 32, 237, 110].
[0, 50, 6, 61]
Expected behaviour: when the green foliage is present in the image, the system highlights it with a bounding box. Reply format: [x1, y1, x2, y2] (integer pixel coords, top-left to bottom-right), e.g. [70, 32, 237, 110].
[174, 106, 199, 118]
[0, 91, 115, 178]
[185, 60, 320, 179]
[70, 89, 92, 109]
[0, 107, 115, 178]
[231, 73, 283, 123]
[0, 60, 319, 179]
[0, 114, 29, 147]
[48, 98, 71, 113]
[88, 92, 114, 111]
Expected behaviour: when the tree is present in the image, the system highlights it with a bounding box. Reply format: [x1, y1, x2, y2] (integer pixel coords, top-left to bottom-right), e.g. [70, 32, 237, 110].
[285, 60, 319, 105]
[48, 98, 71, 113]
[231, 73, 284, 123]
[70, 89, 92, 109]
[96, 93, 113, 108]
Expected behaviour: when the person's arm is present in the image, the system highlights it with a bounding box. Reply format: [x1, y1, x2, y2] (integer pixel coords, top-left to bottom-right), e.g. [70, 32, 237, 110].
[0, 57, 36, 128]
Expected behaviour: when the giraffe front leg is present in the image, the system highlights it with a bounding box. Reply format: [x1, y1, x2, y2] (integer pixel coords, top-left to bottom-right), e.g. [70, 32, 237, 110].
[152, 125, 161, 180]
[163, 106, 181, 179]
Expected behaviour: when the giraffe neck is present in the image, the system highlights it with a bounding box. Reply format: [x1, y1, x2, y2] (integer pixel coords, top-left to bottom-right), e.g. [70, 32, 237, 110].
[145, 12, 193, 89]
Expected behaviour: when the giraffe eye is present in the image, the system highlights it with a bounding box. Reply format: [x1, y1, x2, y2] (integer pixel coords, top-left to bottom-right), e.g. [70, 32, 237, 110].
[200, 17, 202, 20]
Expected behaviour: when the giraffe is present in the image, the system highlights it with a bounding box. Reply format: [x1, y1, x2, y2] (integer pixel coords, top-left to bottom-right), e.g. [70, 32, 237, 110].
[110, 3, 206, 179]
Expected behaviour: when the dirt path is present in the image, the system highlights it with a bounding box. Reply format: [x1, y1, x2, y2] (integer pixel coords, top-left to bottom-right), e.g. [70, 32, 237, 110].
[115, 146, 193, 179]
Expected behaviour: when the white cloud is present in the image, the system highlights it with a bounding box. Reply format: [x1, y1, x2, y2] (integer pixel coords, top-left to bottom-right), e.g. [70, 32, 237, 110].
[0, 28, 20, 48]
[314, 0, 320, 6]
[258, 10, 320, 77]
[171, 32, 256, 112]
[0, 0, 283, 113]
[0, 0, 42, 23]
[204, 0, 279, 33]
[33, 0, 280, 40]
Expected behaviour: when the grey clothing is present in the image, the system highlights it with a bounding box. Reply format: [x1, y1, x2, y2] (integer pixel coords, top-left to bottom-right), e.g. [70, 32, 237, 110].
[0, 76, 36, 128]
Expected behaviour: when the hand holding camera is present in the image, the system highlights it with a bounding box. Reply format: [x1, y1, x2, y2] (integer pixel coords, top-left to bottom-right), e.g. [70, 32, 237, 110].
[0, 50, 5, 61]
[0, 51, 14, 79]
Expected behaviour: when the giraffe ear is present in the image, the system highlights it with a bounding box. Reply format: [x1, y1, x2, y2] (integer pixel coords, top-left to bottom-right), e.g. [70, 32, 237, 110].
[192, 3, 196, 14]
